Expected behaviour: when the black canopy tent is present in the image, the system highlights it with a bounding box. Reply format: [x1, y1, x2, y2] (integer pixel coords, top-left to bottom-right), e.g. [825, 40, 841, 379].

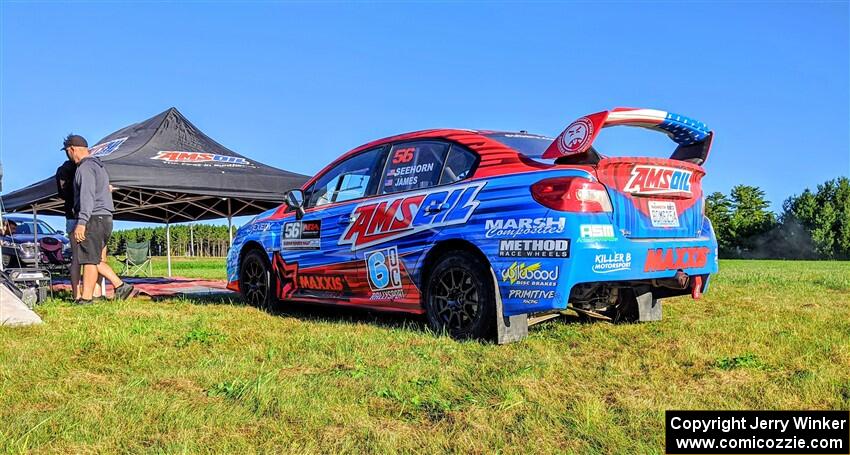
[1, 107, 309, 275]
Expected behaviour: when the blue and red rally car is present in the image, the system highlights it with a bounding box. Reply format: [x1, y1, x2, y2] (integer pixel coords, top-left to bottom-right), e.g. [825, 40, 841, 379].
[226, 108, 718, 342]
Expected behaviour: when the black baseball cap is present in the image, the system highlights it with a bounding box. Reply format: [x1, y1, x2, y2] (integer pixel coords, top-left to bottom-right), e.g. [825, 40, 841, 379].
[61, 134, 88, 150]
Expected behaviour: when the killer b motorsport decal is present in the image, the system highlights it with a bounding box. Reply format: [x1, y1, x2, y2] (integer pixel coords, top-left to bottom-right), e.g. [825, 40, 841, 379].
[623, 165, 693, 196]
[282, 220, 321, 250]
[339, 181, 485, 251]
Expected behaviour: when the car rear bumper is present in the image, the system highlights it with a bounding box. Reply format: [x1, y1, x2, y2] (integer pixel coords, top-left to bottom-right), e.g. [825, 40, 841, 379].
[497, 235, 719, 316]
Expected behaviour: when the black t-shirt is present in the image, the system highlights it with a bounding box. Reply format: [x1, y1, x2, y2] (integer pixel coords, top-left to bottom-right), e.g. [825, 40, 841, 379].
[55, 160, 77, 220]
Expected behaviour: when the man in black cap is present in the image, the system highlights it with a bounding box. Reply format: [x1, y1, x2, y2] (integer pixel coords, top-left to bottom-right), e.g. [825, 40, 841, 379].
[63, 134, 133, 304]
[56, 148, 102, 300]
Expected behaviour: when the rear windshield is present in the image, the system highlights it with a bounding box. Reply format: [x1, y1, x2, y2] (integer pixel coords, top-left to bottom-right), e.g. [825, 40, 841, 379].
[484, 133, 554, 159]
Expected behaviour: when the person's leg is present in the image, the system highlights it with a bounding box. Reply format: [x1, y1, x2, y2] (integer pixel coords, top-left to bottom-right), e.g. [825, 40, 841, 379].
[93, 279, 103, 298]
[95, 216, 133, 300]
[81, 263, 98, 300]
[76, 217, 105, 302]
[96, 245, 124, 289]
[68, 219, 82, 299]
[70, 255, 81, 299]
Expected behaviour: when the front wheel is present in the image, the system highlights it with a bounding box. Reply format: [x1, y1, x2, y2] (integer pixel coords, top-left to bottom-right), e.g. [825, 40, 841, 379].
[424, 251, 496, 340]
[239, 249, 276, 310]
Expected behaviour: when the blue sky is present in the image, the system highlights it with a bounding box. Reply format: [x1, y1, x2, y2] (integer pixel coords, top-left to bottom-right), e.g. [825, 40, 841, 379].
[1, 1, 848, 230]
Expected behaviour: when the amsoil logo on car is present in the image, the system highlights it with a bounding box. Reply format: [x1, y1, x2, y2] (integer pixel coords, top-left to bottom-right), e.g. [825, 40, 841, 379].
[644, 246, 710, 272]
[499, 239, 570, 258]
[339, 182, 485, 251]
[152, 151, 250, 166]
[624, 165, 693, 195]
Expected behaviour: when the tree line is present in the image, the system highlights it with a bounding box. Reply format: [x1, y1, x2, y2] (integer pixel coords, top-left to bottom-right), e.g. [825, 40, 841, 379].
[108, 224, 235, 257]
[706, 177, 850, 259]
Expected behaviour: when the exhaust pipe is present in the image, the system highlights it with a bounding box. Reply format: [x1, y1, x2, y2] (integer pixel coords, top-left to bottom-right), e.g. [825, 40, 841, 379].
[652, 270, 690, 290]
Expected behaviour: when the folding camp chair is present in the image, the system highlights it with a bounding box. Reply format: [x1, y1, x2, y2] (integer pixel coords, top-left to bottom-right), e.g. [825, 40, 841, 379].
[120, 241, 153, 276]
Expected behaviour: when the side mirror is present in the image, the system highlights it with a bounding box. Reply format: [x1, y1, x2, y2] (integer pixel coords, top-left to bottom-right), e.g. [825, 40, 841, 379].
[284, 189, 306, 220]
[57, 231, 66, 236]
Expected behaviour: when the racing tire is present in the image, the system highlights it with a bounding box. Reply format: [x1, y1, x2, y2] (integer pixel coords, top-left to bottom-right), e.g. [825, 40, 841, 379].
[239, 249, 277, 311]
[424, 250, 496, 341]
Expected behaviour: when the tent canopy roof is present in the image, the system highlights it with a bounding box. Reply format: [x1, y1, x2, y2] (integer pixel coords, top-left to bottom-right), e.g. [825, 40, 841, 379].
[1, 108, 309, 223]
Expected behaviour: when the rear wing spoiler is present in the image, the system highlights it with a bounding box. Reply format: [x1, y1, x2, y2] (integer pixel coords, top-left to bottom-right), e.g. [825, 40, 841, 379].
[541, 108, 714, 165]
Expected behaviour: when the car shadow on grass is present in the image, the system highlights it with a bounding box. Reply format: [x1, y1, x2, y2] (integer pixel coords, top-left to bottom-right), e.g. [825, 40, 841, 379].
[156, 292, 430, 333]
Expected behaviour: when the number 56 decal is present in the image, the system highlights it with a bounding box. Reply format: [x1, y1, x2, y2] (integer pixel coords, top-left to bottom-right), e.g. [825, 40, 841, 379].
[392, 147, 415, 164]
[282, 220, 321, 250]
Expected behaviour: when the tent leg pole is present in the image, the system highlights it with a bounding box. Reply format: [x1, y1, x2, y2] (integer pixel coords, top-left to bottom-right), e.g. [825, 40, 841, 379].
[228, 216, 233, 246]
[166, 223, 172, 278]
[227, 199, 233, 246]
[33, 205, 39, 249]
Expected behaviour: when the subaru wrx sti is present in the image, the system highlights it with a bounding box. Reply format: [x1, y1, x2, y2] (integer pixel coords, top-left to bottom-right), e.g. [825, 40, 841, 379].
[226, 108, 718, 341]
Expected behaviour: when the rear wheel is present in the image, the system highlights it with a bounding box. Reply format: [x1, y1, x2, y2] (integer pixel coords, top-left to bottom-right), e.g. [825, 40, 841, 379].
[240, 249, 276, 310]
[424, 251, 495, 340]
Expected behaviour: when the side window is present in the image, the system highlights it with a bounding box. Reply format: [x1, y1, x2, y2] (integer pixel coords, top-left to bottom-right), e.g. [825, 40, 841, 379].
[439, 145, 478, 185]
[380, 141, 448, 194]
[305, 147, 383, 208]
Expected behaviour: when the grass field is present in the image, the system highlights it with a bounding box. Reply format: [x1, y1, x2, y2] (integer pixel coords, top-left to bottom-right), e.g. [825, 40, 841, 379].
[104, 256, 228, 280]
[2, 260, 849, 453]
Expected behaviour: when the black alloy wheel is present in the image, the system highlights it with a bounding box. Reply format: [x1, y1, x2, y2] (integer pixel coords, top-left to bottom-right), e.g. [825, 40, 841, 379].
[424, 250, 495, 340]
[240, 249, 275, 310]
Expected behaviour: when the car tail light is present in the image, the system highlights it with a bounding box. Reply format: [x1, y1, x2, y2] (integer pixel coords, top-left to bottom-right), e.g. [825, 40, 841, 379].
[531, 177, 613, 213]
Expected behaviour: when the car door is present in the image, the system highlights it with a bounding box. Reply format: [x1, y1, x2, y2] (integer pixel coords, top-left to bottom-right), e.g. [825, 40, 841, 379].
[278, 146, 386, 301]
[349, 140, 455, 306]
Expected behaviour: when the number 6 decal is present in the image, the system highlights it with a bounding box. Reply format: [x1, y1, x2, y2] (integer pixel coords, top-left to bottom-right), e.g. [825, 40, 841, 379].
[365, 246, 402, 291]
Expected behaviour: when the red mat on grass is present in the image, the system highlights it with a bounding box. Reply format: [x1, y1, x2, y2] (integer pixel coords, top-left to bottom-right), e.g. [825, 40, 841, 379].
[52, 276, 233, 297]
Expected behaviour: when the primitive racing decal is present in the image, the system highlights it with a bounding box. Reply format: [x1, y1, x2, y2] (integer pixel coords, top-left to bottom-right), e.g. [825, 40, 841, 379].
[339, 181, 485, 251]
[282, 220, 321, 250]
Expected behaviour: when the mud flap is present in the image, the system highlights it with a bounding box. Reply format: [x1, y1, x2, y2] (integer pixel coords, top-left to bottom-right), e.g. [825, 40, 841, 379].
[490, 268, 528, 344]
[637, 289, 662, 322]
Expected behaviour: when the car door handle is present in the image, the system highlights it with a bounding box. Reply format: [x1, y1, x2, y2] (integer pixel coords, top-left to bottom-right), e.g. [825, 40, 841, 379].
[338, 215, 352, 225]
[424, 203, 450, 214]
